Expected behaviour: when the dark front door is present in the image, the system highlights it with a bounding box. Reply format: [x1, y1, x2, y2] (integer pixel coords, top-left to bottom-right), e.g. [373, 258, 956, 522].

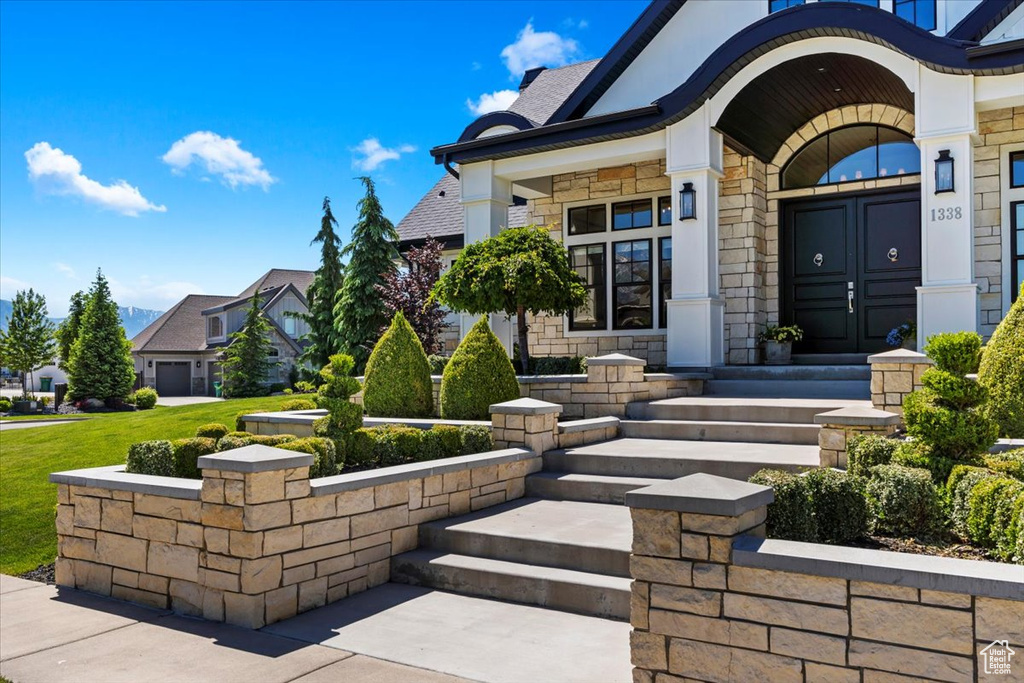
[782, 189, 920, 354]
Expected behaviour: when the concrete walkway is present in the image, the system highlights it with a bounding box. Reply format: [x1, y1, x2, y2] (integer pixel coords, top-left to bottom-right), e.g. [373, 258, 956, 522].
[0, 419, 85, 432]
[0, 577, 631, 683]
[156, 396, 224, 407]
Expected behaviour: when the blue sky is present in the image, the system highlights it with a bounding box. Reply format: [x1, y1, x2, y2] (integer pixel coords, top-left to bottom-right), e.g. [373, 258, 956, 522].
[0, 0, 647, 316]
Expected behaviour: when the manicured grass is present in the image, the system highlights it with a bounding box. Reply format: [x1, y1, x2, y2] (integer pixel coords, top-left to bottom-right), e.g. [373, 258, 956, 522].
[0, 396, 295, 575]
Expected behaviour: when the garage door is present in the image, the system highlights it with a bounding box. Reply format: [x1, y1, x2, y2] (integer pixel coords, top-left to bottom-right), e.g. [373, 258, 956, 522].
[155, 361, 191, 396]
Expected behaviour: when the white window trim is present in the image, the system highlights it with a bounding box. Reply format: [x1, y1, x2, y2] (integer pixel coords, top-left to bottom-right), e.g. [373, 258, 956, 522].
[206, 314, 226, 343]
[1001, 141, 1024, 314]
[562, 191, 672, 338]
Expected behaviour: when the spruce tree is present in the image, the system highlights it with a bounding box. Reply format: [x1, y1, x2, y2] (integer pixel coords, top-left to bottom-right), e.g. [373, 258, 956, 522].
[0, 289, 57, 398]
[335, 176, 398, 371]
[295, 197, 345, 370]
[66, 270, 136, 402]
[56, 290, 86, 370]
[221, 294, 278, 398]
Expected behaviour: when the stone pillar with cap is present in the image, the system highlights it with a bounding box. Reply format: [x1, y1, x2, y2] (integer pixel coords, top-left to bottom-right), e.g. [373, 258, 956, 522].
[814, 407, 902, 469]
[490, 398, 562, 454]
[867, 349, 933, 418]
[584, 353, 647, 418]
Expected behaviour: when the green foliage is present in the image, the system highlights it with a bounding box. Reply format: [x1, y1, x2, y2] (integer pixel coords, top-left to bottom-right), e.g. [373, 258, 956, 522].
[66, 271, 136, 402]
[439, 318, 519, 420]
[373, 424, 424, 466]
[226, 431, 252, 438]
[421, 425, 462, 461]
[978, 283, 1024, 438]
[748, 469, 817, 542]
[281, 399, 317, 411]
[294, 380, 316, 394]
[315, 354, 363, 436]
[984, 449, 1024, 481]
[125, 440, 174, 477]
[427, 355, 449, 374]
[362, 311, 434, 418]
[221, 294, 278, 398]
[846, 434, 899, 478]
[336, 177, 399, 371]
[512, 353, 587, 375]
[134, 388, 158, 410]
[892, 439, 966, 485]
[346, 423, 488, 470]
[924, 331, 983, 375]
[0, 289, 57, 399]
[432, 225, 586, 371]
[920, 369, 988, 409]
[458, 424, 494, 455]
[758, 325, 804, 343]
[804, 468, 869, 544]
[217, 435, 252, 452]
[195, 423, 229, 440]
[250, 434, 297, 447]
[170, 437, 217, 479]
[0, 398, 11, 413]
[294, 197, 346, 370]
[947, 465, 997, 537]
[276, 437, 338, 478]
[865, 465, 941, 536]
[55, 291, 86, 371]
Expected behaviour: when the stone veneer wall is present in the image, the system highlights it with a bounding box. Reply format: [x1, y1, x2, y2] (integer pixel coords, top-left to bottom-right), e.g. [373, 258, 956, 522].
[627, 474, 1024, 683]
[867, 349, 933, 417]
[974, 106, 1024, 338]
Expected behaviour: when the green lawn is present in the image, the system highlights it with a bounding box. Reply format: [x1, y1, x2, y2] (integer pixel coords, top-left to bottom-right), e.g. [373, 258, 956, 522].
[0, 396, 294, 574]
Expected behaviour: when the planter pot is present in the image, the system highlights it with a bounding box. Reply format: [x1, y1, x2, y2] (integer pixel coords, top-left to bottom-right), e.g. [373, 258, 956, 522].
[764, 341, 793, 366]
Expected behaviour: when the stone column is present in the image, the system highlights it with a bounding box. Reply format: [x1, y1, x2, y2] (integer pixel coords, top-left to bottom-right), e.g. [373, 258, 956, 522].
[584, 353, 646, 418]
[867, 349, 933, 417]
[625, 473, 773, 682]
[814, 407, 901, 468]
[490, 398, 562, 455]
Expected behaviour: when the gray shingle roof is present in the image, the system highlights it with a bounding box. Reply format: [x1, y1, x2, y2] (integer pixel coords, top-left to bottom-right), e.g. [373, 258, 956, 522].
[509, 59, 601, 125]
[131, 294, 235, 352]
[238, 269, 315, 300]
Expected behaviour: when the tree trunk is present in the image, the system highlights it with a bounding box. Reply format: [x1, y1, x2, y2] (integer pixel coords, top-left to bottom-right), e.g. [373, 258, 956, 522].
[516, 306, 530, 374]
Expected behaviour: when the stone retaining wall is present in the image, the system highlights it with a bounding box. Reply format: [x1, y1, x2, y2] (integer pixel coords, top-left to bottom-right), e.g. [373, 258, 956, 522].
[626, 474, 1024, 683]
[868, 349, 933, 417]
[51, 444, 539, 629]
[814, 407, 901, 469]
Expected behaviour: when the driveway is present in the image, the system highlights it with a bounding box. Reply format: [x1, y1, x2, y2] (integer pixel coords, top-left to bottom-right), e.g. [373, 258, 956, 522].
[156, 396, 224, 407]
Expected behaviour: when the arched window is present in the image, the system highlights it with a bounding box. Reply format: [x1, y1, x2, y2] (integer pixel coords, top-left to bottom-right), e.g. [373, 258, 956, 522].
[782, 124, 919, 189]
[207, 315, 223, 338]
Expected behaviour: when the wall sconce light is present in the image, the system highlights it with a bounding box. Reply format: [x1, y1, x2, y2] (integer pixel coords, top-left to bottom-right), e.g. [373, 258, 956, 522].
[147, 360, 152, 368]
[678, 182, 696, 221]
[934, 149, 954, 194]
[196, 361, 202, 369]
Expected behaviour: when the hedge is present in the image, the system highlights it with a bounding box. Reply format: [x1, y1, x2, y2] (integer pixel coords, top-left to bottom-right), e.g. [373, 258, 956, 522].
[748, 469, 817, 542]
[846, 434, 898, 478]
[216, 433, 297, 452]
[170, 437, 217, 479]
[978, 282, 1024, 438]
[348, 423, 495, 469]
[280, 399, 317, 412]
[362, 311, 433, 418]
[276, 437, 338, 478]
[865, 464, 941, 537]
[984, 449, 1024, 481]
[195, 423, 229, 440]
[125, 440, 175, 477]
[804, 468, 869, 544]
[440, 318, 519, 420]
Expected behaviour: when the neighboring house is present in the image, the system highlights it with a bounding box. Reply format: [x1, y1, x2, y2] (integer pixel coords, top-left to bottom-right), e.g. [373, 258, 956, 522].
[131, 269, 314, 396]
[400, 0, 1024, 368]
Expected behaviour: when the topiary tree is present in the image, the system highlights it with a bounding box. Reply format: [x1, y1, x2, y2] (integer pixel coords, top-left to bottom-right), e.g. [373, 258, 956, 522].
[439, 317, 519, 420]
[362, 311, 433, 418]
[0, 289, 57, 398]
[66, 270, 136, 403]
[221, 294, 278, 398]
[313, 354, 364, 459]
[978, 282, 1024, 438]
[432, 225, 586, 373]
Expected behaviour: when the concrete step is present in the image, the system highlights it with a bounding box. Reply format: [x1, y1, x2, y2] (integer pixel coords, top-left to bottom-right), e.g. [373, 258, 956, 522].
[792, 353, 869, 365]
[417, 498, 632, 577]
[390, 550, 631, 620]
[711, 365, 870, 380]
[627, 397, 869, 423]
[703, 379, 870, 399]
[526, 472, 667, 505]
[543, 438, 820, 481]
[620, 419, 820, 445]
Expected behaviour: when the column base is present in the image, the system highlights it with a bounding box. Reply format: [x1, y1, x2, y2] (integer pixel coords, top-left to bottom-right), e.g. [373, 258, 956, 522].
[916, 284, 979, 347]
[666, 297, 725, 367]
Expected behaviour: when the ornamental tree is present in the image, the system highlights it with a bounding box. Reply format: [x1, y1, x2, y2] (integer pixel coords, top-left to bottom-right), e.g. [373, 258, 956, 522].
[66, 271, 136, 402]
[293, 197, 345, 372]
[335, 177, 399, 371]
[56, 290, 86, 371]
[431, 225, 586, 372]
[0, 289, 57, 398]
[220, 294, 278, 398]
[375, 236, 446, 354]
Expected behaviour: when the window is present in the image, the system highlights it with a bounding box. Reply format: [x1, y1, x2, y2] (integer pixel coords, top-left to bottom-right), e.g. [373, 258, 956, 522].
[658, 196, 672, 226]
[613, 239, 652, 330]
[568, 204, 606, 235]
[1011, 151, 1024, 189]
[659, 238, 672, 329]
[1013, 202, 1024, 303]
[267, 347, 279, 357]
[612, 199, 653, 230]
[283, 317, 297, 336]
[894, 0, 936, 30]
[207, 316, 223, 338]
[769, 0, 804, 11]
[569, 244, 606, 331]
[782, 125, 920, 189]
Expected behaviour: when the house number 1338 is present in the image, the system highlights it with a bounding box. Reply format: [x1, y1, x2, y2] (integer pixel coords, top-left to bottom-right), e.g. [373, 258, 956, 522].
[931, 207, 962, 221]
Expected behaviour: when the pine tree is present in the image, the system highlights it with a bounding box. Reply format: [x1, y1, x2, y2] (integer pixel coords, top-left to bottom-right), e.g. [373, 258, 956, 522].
[221, 294, 279, 398]
[66, 270, 136, 402]
[294, 197, 345, 371]
[336, 176, 398, 371]
[0, 289, 57, 398]
[56, 290, 86, 370]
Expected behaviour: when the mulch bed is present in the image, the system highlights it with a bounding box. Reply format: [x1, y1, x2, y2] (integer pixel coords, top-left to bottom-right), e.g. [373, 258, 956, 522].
[851, 534, 995, 562]
[17, 562, 55, 585]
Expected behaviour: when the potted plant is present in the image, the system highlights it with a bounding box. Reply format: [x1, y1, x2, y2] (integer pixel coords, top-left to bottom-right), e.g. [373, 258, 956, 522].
[886, 321, 917, 350]
[759, 325, 804, 365]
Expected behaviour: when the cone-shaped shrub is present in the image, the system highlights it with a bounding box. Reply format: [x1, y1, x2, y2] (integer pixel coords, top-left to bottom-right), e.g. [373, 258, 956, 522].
[362, 311, 433, 418]
[440, 318, 519, 420]
[978, 282, 1024, 438]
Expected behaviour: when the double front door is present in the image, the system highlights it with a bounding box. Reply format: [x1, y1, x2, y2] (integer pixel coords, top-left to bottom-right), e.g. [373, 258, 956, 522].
[782, 189, 921, 354]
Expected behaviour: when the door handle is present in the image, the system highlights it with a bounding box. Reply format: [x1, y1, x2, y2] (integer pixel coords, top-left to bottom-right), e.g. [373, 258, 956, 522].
[848, 290, 854, 314]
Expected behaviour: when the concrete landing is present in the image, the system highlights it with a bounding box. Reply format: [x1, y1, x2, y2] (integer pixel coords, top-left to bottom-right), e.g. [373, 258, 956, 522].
[264, 583, 632, 683]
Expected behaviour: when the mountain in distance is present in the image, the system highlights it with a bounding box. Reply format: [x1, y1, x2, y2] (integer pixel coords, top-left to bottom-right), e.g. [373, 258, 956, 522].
[0, 299, 164, 339]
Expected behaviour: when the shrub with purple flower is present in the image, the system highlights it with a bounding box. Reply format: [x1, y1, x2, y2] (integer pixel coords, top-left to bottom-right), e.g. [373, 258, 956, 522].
[886, 321, 916, 348]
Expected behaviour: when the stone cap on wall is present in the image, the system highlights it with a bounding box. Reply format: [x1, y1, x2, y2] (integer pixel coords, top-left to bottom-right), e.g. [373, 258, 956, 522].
[197, 444, 313, 473]
[50, 465, 202, 500]
[625, 473, 774, 516]
[489, 398, 563, 415]
[813, 406, 901, 426]
[558, 416, 620, 434]
[733, 536, 1024, 600]
[586, 353, 646, 367]
[867, 349, 933, 365]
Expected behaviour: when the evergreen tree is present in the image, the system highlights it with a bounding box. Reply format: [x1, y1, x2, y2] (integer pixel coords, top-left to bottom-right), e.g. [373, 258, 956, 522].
[336, 176, 399, 371]
[294, 197, 345, 370]
[221, 294, 279, 398]
[66, 270, 136, 402]
[56, 290, 87, 370]
[0, 289, 57, 398]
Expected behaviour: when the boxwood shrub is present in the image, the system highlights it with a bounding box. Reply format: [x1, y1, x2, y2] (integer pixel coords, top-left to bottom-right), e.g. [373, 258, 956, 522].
[195, 423, 229, 440]
[748, 469, 817, 542]
[865, 464, 941, 536]
[170, 437, 217, 479]
[347, 423, 493, 469]
[216, 433, 297, 452]
[846, 434, 899, 478]
[421, 425, 462, 462]
[362, 311, 433, 418]
[0, 397, 12, 413]
[134, 387, 158, 410]
[125, 440, 175, 477]
[947, 465, 997, 537]
[281, 399, 317, 412]
[966, 478, 1024, 547]
[276, 437, 338, 478]
[440, 318, 519, 420]
[459, 424, 494, 455]
[984, 449, 1024, 481]
[804, 468, 869, 544]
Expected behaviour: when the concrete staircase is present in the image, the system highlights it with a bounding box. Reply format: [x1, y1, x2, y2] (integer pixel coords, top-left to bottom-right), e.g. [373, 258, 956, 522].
[704, 364, 871, 399]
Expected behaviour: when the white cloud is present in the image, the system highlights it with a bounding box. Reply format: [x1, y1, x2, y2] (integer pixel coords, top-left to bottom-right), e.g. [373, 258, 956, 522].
[351, 138, 417, 172]
[107, 274, 204, 308]
[467, 90, 520, 116]
[25, 142, 167, 217]
[562, 17, 588, 30]
[53, 262, 76, 279]
[162, 131, 275, 190]
[500, 21, 579, 78]
[0, 275, 33, 299]
[471, 61, 483, 71]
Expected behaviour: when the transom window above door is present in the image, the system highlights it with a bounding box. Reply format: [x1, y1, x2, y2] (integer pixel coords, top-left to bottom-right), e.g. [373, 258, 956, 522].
[782, 124, 920, 190]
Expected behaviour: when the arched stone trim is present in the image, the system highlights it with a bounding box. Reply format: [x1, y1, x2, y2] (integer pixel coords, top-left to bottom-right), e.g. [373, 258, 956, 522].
[770, 104, 916, 169]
